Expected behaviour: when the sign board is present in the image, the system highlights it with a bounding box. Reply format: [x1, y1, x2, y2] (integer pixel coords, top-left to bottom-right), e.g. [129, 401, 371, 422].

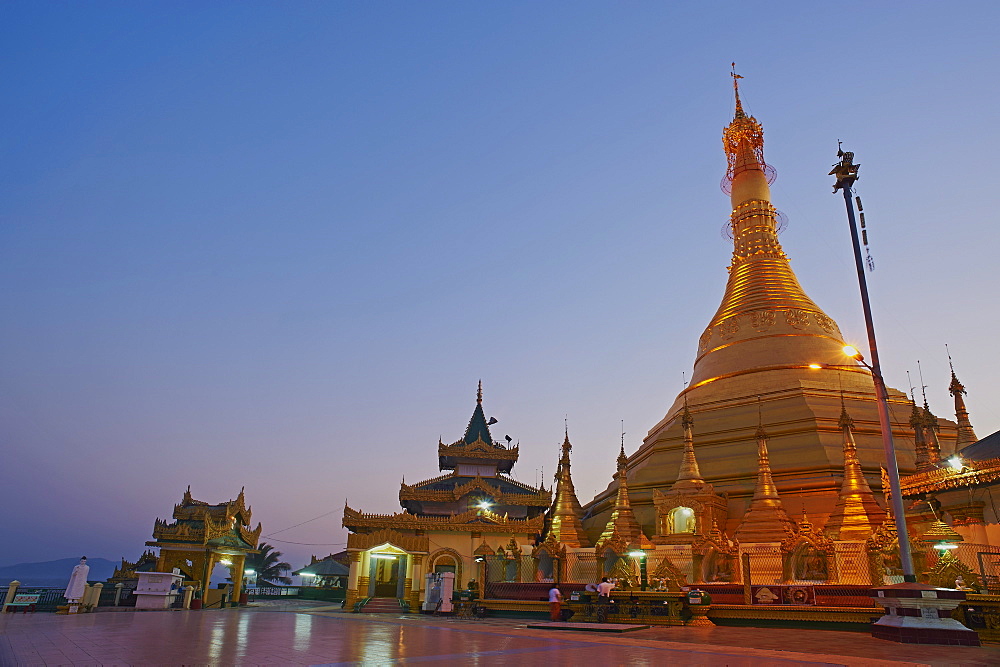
[751, 586, 779, 604]
[783, 586, 815, 605]
[12, 594, 41, 604]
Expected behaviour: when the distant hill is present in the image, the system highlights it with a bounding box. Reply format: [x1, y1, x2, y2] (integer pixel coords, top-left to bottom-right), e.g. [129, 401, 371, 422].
[0, 557, 117, 587]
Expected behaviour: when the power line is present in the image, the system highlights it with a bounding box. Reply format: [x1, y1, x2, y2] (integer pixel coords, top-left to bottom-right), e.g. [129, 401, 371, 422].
[261, 510, 340, 538]
[264, 538, 347, 546]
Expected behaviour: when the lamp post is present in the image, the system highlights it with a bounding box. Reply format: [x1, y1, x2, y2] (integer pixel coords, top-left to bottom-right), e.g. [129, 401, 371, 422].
[830, 150, 915, 582]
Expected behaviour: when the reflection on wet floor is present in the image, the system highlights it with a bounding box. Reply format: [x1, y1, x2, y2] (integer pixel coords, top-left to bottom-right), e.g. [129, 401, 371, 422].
[1, 607, 999, 666]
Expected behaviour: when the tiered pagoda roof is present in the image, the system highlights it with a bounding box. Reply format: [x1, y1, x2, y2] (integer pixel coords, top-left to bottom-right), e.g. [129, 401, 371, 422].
[344, 382, 547, 536]
[146, 486, 262, 551]
[437, 380, 518, 473]
[343, 504, 545, 534]
[400, 473, 550, 512]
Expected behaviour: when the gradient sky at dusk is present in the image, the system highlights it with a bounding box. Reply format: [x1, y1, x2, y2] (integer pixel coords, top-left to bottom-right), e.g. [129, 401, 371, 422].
[3, 2, 999, 570]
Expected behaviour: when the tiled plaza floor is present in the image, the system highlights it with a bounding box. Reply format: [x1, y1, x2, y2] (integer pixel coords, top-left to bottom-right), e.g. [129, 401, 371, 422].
[2, 603, 999, 666]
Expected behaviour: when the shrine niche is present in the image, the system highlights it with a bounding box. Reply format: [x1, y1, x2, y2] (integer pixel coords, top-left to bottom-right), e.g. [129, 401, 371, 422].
[651, 403, 727, 545]
[667, 506, 697, 534]
[925, 550, 980, 590]
[783, 515, 833, 583]
[649, 554, 687, 590]
[688, 519, 737, 584]
[701, 549, 736, 583]
[489, 538, 524, 583]
[145, 486, 261, 595]
[531, 537, 566, 582]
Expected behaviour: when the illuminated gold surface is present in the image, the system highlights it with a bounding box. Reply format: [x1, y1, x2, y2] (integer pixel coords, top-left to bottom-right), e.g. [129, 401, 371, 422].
[585, 77, 957, 548]
[823, 404, 886, 540]
[594, 443, 653, 550]
[544, 432, 591, 547]
[733, 422, 795, 543]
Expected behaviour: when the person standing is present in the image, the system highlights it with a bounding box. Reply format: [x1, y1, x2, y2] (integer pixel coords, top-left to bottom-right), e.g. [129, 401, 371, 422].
[548, 584, 563, 621]
[596, 577, 615, 601]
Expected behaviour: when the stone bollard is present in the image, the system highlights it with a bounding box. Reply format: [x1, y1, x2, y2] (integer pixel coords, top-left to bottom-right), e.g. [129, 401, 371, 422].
[114, 583, 124, 606]
[4, 581, 20, 608]
[183, 586, 194, 610]
[89, 583, 104, 611]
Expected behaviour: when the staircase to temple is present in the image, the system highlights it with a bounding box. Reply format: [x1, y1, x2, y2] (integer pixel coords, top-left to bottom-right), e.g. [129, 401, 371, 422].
[360, 597, 405, 613]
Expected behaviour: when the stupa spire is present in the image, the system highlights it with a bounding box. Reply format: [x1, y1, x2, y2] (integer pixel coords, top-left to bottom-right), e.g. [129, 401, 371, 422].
[691, 68, 846, 389]
[596, 435, 652, 549]
[672, 397, 705, 490]
[922, 399, 942, 465]
[947, 347, 979, 450]
[734, 401, 796, 543]
[824, 398, 886, 540]
[544, 429, 591, 547]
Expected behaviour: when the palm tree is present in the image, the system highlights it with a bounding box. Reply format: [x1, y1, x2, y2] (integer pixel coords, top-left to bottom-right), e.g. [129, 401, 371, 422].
[247, 543, 292, 586]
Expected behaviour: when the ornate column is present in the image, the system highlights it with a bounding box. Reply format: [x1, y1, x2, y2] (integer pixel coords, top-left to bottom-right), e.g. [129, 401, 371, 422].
[201, 551, 216, 596]
[345, 551, 364, 609]
[231, 554, 246, 604]
[407, 555, 423, 611]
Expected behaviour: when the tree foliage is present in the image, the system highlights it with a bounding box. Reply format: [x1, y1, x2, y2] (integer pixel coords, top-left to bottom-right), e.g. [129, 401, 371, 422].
[247, 542, 292, 586]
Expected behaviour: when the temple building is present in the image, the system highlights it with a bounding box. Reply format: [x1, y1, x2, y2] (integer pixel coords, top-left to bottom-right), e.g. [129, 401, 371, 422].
[342, 383, 550, 608]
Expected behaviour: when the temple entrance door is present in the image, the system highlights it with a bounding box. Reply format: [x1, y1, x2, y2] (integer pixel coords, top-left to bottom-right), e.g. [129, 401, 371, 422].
[371, 554, 404, 598]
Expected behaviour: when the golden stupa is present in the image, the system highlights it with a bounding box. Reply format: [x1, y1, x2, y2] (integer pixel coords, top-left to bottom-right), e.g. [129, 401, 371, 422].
[585, 70, 958, 538]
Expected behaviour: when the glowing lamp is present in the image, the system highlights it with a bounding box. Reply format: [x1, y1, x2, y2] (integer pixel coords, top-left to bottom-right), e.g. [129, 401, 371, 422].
[948, 456, 963, 471]
[478, 500, 492, 510]
[628, 550, 646, 558]
[220, 559, 232, 566]
[808, 364, 822, 370]
[842, 345, 862, 359]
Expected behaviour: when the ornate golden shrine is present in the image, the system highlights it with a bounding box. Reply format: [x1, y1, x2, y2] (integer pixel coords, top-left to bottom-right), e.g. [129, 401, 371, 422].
[145, 486, 261, 595]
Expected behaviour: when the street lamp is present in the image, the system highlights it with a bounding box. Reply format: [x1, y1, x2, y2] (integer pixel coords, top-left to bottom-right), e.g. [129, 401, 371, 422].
[831, 149, 915, 582]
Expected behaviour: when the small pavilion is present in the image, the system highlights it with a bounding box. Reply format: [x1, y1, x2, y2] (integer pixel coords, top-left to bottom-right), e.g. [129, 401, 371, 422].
[146, 486, 262, 594]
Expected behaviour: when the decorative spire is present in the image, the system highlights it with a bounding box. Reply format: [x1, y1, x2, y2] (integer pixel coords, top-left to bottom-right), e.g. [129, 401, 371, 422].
[734, 403, 796, 543]
[544, 430, 591, 547]
[672, 397, 705, 490]
[596, 434, 652, 550]
[731, 62, 745, 119]
[947, 346, 979, 450]
[690, 71, 845, 389]
[909, 395, 930, 472]
[922, 399, 942, 466]
[462, 381, 494, 446]
[917, 361, 941, 465]
[825, 398, 887, 540]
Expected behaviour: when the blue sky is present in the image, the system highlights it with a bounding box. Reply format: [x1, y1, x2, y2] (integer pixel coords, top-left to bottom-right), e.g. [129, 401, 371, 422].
[2, 2, 999, 568]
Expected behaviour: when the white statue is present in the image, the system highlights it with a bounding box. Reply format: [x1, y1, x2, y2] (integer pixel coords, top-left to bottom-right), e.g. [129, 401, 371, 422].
[64, 556, 90, 603]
